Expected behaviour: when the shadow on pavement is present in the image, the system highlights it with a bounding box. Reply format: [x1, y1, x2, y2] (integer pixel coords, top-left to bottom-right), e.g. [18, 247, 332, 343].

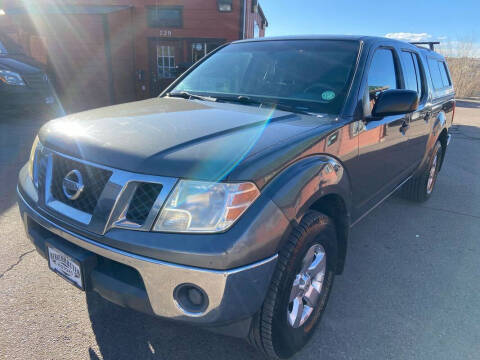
[450, 124, 480, 140]
[86, 291, 263, 360]
[0, 109, 47, 215]
[456, 100, 480, 109]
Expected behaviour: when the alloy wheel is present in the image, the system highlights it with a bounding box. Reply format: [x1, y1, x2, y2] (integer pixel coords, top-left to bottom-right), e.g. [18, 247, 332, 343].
[287, 244, 326, 328]
[427, 153, 439, 194]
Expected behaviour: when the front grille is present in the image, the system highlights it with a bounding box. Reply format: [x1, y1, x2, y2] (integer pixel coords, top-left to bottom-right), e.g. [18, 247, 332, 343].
[36, 151, 47, 189]
[125, 182, 163, 224]
[23, 72, 49, 91]
[50, 154, 112, 214]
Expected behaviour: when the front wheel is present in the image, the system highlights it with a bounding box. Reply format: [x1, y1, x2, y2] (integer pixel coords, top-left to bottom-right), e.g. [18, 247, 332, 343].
[249, 211, 337, 359]
[401, 140, 443, 202]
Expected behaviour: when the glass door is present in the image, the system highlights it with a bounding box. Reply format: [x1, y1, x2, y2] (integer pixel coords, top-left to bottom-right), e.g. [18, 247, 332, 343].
[149, 39, 182, 96]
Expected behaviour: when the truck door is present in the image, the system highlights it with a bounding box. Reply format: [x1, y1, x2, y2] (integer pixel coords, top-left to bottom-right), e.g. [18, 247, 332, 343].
[399, 50, 430, 167]
[352, 47, 412, 217]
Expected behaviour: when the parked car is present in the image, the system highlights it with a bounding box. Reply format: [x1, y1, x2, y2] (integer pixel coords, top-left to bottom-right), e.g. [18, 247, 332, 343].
[0, 33, 56, 112]
[17, 35, 454, 359]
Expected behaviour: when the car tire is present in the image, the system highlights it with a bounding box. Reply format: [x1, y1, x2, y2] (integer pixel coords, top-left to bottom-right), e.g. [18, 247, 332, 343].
[249, 211, 337, 359]
[401, 140, 443, 202]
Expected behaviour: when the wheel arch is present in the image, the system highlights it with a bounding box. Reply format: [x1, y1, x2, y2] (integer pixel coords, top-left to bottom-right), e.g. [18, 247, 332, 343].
[437, 127, 449, 171]
[417, 111, 448, 175]
[264, 155, 352, 275]
[308, 193, 349, 274]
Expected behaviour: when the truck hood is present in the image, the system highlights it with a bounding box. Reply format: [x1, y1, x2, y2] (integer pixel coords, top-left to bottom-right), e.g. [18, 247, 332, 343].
[39, 98, 338, 184]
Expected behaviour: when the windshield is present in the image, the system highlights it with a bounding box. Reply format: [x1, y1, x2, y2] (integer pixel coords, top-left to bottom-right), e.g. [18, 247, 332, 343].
[170, 40, 360, 115]
[0, 34, 26, 55]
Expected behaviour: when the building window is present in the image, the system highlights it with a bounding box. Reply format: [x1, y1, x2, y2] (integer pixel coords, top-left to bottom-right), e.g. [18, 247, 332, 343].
[191, 42, 222, 63]
[254, 20, 260, 38]
[251, 0, 258, 13]
[217, 0, 233, 12]
[147, 6, 183, 28]
[157, 45, 176, 78]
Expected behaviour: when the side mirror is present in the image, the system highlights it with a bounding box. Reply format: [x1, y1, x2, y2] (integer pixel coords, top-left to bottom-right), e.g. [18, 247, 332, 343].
[372, 89, 418, 117]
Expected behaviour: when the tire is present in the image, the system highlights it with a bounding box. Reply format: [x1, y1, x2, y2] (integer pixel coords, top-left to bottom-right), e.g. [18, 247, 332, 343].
[401, 140, 443, 202]
[249, 211, 337, 359]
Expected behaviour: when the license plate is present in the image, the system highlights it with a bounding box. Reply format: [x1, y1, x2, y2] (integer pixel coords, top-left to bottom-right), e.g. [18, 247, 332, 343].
[48, 246, 83, 290]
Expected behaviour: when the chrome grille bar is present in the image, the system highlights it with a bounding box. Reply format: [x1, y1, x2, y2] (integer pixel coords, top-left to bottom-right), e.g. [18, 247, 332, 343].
[39, 148, 178, 235]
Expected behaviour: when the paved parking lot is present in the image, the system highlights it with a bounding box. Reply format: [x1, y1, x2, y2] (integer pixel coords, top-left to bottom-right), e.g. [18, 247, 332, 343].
[1, 101, 479, 360]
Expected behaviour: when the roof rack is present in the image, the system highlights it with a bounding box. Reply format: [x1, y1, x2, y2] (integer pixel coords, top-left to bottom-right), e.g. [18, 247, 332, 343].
[410, 41, 440, 51]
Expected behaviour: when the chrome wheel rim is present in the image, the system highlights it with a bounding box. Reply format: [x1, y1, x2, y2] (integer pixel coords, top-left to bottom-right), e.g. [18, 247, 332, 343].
[287, 244, 326, 328]
[427, 153, 438, 194]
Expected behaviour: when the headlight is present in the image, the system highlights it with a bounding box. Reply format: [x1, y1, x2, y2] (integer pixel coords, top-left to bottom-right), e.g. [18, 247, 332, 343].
[153, 180, 260, 233]
[0, 69, 26, 86]
[28, 136, 42, 188]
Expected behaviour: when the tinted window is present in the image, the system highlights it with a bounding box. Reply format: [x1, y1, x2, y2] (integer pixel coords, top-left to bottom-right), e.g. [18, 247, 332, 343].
[412, 53, 424, 100]
[428, 58, 451, 89]
[401, 51, 418, 93]
[147, 6, 182, 28]
[401, 51, 424, 100]
[368, 49, 398, 108]
[172, 40, 360, 115]
[439, 62, 451, 87]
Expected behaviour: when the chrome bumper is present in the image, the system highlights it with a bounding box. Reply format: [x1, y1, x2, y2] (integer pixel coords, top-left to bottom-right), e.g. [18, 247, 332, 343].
[18, 189, 277, 325]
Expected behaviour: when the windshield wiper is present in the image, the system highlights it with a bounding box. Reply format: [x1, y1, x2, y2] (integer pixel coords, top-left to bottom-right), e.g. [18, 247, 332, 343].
[216, 95, 319, 116]
[166, 91, 217, 102]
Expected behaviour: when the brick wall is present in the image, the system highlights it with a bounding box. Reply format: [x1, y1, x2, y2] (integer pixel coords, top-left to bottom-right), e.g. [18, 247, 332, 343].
[2, 0, 268, 111]
[244, 0, 267, 38]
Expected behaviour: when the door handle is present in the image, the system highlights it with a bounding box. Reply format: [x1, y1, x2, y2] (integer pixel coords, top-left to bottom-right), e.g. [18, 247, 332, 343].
[400, 121, 409, 135]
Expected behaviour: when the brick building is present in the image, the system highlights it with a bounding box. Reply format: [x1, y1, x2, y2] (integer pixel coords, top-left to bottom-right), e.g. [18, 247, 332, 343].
[0, 0, 267, 112]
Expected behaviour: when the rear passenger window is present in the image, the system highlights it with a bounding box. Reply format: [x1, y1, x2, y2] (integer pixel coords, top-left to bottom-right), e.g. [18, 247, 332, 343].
[401, 52, 418, 92]
[368, 49, 398, 109]
[411, 53, 424, 100]
[428, 58, 451, 89]
[439, 61, 451, 87]
[401, 51, 424, 101]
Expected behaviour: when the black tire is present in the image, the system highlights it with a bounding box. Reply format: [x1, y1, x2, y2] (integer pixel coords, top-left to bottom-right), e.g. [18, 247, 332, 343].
[401, 140, 443, 202]
[249, 211, 337, 359]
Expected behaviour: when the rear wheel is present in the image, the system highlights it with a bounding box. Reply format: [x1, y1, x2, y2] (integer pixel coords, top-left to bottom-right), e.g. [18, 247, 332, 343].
[249, 211, 337, 359]
[401, 140, 443, 202]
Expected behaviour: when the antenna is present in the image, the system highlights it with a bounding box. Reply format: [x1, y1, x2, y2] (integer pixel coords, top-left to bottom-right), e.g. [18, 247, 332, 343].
[410, 41, 440, 51]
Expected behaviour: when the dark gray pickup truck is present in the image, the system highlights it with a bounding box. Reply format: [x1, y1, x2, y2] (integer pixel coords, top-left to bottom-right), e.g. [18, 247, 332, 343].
[17, 35, 455, 358]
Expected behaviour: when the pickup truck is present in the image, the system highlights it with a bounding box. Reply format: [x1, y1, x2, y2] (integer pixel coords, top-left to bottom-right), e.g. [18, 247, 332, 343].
[17, 35, 455, 359]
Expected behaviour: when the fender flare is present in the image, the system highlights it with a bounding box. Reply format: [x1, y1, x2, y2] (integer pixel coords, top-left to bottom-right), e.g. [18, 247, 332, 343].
[262, 155, 352, 273]
[416, 110, 447, 174]
[432, 110, 446, 137]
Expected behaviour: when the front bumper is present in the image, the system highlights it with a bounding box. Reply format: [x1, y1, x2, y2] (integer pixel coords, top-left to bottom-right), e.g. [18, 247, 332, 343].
[18, 189, 278, 326]
[1, 86, 54, 107]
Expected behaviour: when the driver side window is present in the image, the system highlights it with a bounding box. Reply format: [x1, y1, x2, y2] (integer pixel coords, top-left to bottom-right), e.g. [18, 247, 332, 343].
[367, 49, 399, 111]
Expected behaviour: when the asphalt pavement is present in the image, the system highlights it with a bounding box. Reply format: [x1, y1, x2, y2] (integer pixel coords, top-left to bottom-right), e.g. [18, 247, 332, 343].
[0, 101, 479, 360]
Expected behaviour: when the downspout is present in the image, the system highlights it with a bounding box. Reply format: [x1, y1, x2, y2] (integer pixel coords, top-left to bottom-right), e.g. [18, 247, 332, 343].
[242, 0, 246, 39]
[102, 14, 115, 105]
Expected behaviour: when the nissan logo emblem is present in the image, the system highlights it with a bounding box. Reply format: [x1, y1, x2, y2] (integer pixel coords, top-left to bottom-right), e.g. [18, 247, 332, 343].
[62, 169, 84, 200]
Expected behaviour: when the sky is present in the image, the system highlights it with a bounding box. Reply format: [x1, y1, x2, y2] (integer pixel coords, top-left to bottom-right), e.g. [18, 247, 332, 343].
[260, 0, 479, 46]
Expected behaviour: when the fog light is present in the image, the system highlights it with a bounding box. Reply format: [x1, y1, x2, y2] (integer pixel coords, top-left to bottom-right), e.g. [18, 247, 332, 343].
[188, 287, 203, 306]
[174, 284, 208, 315]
